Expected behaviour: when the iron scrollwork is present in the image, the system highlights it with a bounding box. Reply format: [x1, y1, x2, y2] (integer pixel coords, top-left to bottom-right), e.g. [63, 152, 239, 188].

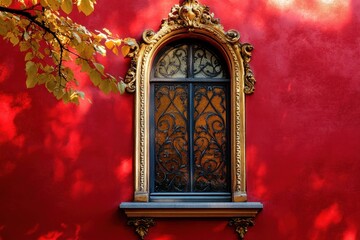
[154, 84, 190, 192]
[193, 85, 228, 192]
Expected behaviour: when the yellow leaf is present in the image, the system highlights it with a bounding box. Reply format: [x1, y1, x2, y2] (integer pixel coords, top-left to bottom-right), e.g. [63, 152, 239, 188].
[105, 40, 114, 50]
[10, 34, 19, 46]
[77, 0, 94, 16]
[113, 39, 122, 46]
[61, 0, 73, 14]
[112, 46, 118, 56]
[47, 0, 61, 11]
[40, 0, 48, 7]
[121, 45, 130, 57]
[0, 0, 12, 7]
[20, 42, 30, 52]
[25, 52, 33, 61]
[72, 32, 81, 43]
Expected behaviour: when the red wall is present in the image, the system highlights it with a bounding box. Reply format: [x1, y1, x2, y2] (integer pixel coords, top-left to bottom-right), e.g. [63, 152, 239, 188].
[1, 0, 360, 239]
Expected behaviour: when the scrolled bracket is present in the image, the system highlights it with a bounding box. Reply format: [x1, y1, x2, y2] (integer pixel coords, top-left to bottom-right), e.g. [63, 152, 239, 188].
[127, 217, 155, 240]
[229, 217, 255, 240]
[240, 43, 256, 94]
[124, 41, 140, 93]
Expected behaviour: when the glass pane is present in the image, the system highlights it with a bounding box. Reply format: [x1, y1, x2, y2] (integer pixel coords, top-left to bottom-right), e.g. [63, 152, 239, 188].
[154, 84, 190, 192]
[154, 44, 188, 78]
[193, 44, 225, 78]
[193, 85, 228, 192]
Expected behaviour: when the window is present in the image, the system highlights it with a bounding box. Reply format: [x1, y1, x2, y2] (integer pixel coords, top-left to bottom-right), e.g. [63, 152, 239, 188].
[150, 40, 231, 202]
[120, 1, 262, 239]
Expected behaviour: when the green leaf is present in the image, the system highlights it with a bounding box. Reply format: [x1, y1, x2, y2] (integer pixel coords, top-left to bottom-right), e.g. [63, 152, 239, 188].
[26, 75, 38, 88]
[89, 69, 101, 86]
[53, 88, 65, 100]
[93, 62, 104, 74]
[25, 61, 38, 78]
[117, 80, 126, 94]
[45, 79, 57, 92]
[99, 80, 111, 94]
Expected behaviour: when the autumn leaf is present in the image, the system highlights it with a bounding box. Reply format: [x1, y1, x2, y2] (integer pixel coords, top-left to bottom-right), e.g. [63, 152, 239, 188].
[77, 0, 95, 16]
[0, 0, 12, 7]
[61, 0, 73, 14]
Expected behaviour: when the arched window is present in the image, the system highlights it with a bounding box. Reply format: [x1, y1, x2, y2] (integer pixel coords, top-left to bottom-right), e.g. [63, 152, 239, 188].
[150, 40, 230, 202]
[120, 1, 262, 239]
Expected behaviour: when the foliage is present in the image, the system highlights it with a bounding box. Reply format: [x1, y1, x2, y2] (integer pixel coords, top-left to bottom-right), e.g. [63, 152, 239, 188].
[0, 0, 135, 103]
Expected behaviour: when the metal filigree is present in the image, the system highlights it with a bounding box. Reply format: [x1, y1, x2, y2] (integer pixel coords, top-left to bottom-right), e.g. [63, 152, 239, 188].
[154, 84, 189, 192]
[193, 44, 225, 78]
[229, 217, 255, 240]
[128, 218, 155, 240]
[193, 85, 229, 192]
[155, 44, 188, 78]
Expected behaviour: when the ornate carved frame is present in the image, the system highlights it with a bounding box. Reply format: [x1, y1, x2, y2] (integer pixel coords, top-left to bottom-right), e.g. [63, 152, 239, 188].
[121, 1, 262, 239]
[124, 0, 256, 203]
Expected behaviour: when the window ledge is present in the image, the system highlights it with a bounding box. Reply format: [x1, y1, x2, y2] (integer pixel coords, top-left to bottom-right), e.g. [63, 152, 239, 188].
[120, 202, 263, 240]
[120, 202, 263, 218]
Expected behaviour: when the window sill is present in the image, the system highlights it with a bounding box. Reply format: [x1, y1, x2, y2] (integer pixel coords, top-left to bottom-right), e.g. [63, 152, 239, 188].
[120, 202, 263, 240]
[120, 201, 262, 218]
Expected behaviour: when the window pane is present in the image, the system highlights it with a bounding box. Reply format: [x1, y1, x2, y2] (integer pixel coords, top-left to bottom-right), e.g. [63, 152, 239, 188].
[154, 84, 190, 192]
[193, 85, 228, 192]
[193, 45, 225, 78]
[154, 44, 188, 78]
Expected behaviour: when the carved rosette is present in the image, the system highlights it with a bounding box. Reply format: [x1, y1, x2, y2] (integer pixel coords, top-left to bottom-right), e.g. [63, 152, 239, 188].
[229, 217, 255, 240]
[128, 218, 155, 240]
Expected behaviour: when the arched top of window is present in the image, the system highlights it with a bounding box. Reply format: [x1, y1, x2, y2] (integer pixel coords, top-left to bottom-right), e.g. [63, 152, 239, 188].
[153, 40, 229, 79]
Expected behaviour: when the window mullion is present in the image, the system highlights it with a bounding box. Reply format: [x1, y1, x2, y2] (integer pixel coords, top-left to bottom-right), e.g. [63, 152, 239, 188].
[188, 83, 194, 192]
[188, 44, 194, 192]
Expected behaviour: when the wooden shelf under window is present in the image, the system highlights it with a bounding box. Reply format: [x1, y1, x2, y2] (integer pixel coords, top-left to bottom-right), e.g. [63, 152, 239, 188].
[120, 202, 263, 240]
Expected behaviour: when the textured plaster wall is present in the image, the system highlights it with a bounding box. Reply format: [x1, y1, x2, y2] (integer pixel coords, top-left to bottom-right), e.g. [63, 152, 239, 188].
[0, 0, 359, 239]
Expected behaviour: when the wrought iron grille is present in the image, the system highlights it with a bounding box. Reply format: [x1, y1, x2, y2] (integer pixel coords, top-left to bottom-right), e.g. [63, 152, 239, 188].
[150, 40, 230, 200]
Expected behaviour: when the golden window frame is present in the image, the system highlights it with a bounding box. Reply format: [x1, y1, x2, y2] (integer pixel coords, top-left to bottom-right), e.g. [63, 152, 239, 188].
[123, 0, 256, 203]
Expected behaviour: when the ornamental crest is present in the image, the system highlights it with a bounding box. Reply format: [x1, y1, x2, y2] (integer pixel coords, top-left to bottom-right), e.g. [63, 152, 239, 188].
[123, 0, 256, 94]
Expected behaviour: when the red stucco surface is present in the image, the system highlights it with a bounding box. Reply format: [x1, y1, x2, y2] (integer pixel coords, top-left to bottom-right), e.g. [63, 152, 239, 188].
[1, 0, 360, 239]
